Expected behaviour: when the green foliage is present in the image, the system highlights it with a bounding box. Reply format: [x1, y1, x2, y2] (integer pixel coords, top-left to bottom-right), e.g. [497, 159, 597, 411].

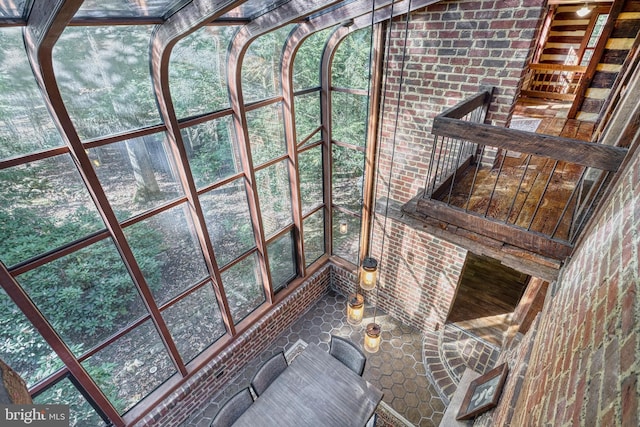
[293, 28, 334, 90]
[332, 27, 373, 90]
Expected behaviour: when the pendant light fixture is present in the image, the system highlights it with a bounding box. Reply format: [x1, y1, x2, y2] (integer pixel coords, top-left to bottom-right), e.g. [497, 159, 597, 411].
[359, 256, 378, 290]
[364, 322, 381, 353]
[362, 0, 412, 352]
[347, 293, 364, 325]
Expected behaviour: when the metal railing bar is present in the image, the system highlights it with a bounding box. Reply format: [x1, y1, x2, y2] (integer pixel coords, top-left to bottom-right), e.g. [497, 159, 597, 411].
[527, 160, 558, 231]
[505, 154, 532, 224]
[483, 149, 508, 217]
[424, 134, 439, 195]
[550, 167, 588, 240]
[465, 144, 485, 212]
[569, 170, 610, 243]
[446, 138, 467, 204]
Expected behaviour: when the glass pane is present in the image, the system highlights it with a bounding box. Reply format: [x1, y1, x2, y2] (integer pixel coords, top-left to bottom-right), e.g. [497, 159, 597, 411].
[221, 0, 289, 19]
[332, 91, 368, 147]
[241, 25, 295, 103]
[0, 155, 104, 267]
[200, 179, 256, 267]
[170, 26, 237, 118]
[294, 92, 320, 143]
[34, 378, 107, 427]
[220, 253, 265, 324]
[76, 0, 184, 18]
[332, 145, 364, 213]
[255, 160, 293, 238]
[587, 14, 608, 48]
[267, 232, 296, 292]
[124, 204, 208, 306]
[246, 102, 286, 166]
[299, 145, 323, 214]
[53, 26, 160, 140]
[303, 210, 325, 266]
[181, 116, 241, 189]
[331, 27, 372, 90]
[17, 239, 147, 356]
[0, 0, 27, 18]
[0, 28, 64, 160]
[332, 210, 360, 265]
[162, 284, 226, 363]
[81, 320, 176, 414]
[293, 28, 333, 91]
[0, 288, 58, 387]
[89, 133, 184, 221]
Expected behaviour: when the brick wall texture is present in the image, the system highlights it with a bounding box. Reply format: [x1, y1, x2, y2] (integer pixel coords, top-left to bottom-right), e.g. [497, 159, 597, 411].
[366, 0, 638, 425]
[486, 144, 639, 425]
[364, 0, 545, 332]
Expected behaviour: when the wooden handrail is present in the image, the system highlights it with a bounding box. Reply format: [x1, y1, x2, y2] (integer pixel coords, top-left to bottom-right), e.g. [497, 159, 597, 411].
[432, 117, 627, 171]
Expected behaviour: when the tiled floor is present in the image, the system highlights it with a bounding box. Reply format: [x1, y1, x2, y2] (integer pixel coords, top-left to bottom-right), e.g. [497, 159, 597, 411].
[181, 289, 500, 427]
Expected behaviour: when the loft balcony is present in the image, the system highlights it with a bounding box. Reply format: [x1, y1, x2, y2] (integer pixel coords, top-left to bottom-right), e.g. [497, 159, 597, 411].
[403, 88, 628, 279]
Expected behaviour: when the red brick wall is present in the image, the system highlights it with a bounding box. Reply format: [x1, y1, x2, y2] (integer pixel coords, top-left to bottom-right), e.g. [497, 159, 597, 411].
[367, 0, 546, 333]
[482, 147, 639, 426]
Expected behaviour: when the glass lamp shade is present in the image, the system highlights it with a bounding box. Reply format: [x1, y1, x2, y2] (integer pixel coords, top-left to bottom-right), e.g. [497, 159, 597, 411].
[339, 221, 348, 234]
[360, 257, 378, 291]
[364, 323, 381, 353]
[347, 293, 364, 325]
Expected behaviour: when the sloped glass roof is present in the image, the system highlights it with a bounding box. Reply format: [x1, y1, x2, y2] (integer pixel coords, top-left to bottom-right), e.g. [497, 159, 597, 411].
[220, 0, 291, 20]
[0, 0, 28, 18]
[74, 0, 188, 19]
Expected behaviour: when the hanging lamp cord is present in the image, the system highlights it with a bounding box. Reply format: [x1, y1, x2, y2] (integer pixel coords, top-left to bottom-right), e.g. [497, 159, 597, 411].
[373, 0, 413, 325]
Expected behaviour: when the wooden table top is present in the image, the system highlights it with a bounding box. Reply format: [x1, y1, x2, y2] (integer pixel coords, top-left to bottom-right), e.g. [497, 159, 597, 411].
[232, 343, 383, 427]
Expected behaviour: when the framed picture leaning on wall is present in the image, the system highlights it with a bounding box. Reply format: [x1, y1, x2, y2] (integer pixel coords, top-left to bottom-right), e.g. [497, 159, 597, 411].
[456, 363, 509, 420]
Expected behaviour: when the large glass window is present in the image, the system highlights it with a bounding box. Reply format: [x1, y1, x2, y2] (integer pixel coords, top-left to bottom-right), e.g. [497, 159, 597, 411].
[53, 26, 160, 140]
[0, 154, 104, 267]
[220, 253, 265, 324]
[303, 210, 325, 267]
[181, 116, 241, 189]
[330, 28, 372, 263]
[89, 133, 184, 221]
[170, 26, 238, 119]
[16, 239, 147, 355]
[124, 204, 208, 305]
[267, 231, 296, 292]
[241, 25, 295, 102]
[81, 320, 176, 414]
[299, 145, 323, 214]
[256, 161, 293, 238]
[246, 102, 286, 166]
[293, 28, 334, 91]
[0, 9, 372, 424]
[0, 28, 63, 160]
[200, 179, 256, 268]
[161, 284, 226, 363]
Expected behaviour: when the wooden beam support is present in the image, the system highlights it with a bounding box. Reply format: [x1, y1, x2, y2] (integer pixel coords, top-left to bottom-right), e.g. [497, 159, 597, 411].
[432, 117, 628, 171]
[398, 199, 562, 282]
[415, 198, 573, 260]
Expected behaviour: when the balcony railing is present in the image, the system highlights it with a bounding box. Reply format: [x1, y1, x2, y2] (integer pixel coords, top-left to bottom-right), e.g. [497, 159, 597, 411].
[417, 88, 627, 259]
[520, 63, 587, 101]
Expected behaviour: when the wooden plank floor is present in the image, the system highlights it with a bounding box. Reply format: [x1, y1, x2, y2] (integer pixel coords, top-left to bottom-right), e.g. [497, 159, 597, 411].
[447, 252, 529, 347]
[436, 108, 596, 242]
[443, 98, 595, 347]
